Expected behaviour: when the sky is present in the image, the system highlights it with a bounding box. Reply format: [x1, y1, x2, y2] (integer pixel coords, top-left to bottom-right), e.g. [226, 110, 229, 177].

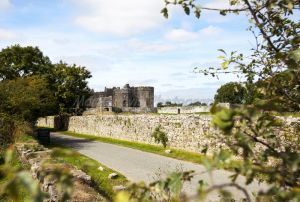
[0, 0, 254, 103]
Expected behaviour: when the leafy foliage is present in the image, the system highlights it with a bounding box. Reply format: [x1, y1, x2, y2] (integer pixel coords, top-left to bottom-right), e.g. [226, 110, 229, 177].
[0, 45, 92, 147]
[115, 171, 194, 202]
[0, 45, 52, 80]
[0, 45, 92, 115]
[0, 76, 56, 123]
[0, 76, 56, 148]
[187, 101, 207, 106]
[49, 61, 92, 113]
[122, 0, 300, 201]
[214, 82, 246, 104]
[157, 101, 183, 107]
[151, 125, 169, 148]
[0, 148, 46, 201]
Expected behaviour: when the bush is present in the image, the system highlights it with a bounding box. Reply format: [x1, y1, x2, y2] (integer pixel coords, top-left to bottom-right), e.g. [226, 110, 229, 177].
[151, 125, 168, 148]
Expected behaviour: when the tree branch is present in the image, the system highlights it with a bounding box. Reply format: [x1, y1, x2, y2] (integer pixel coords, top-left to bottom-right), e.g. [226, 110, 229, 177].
[206, 183, 251, 202]
[243, 0, 280, 52]
[199, 6, 248, 12]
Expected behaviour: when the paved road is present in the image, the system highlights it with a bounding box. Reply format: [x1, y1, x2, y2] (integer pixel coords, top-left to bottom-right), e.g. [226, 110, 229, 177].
[51, 132, 267, 201]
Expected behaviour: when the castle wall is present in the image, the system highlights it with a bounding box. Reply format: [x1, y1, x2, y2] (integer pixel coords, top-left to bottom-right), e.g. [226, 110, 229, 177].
[136, 87, 154, 109]
[37, 114, 220, 153]
[37, 114, 300, 156]
[158, 106, 211, 114]
[112, 89, 125, 108]
[37, 115, 300, 154]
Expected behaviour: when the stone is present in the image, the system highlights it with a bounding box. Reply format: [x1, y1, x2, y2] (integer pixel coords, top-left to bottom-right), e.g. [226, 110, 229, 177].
[108, 173, 118, 179]
[98, 166, 105, 171]
[165, 149, 172, 154]
[113, 185, 126, 192]
[71, 169, 92, 184]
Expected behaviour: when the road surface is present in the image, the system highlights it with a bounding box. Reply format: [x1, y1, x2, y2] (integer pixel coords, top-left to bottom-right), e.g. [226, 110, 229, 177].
[51, 132, 267, 201]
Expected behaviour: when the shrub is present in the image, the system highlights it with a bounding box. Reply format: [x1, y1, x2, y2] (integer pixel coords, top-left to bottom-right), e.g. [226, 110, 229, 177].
[151, 125, 168, 148]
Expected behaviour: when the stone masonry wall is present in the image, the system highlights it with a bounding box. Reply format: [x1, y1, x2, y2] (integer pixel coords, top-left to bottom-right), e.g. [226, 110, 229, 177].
[37, 115, 300, 154]
[37, 114, 223, 153]
[157, 106, 211, 114]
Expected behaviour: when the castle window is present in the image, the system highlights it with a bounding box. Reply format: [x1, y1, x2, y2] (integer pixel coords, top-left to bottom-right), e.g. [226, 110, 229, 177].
[123, 100, 127, 107]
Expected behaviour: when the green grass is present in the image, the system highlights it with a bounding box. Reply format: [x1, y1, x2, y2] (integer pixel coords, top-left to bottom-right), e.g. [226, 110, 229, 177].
[16, 133, 36, 143]
[62, 131, 206, 163]
[48, 145, 128, 200]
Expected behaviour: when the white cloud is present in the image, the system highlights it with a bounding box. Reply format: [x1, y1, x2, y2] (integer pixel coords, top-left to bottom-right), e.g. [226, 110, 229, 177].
[204, 0, 242, 9]
[128, 39, 175, 52]
[70, 0, 166, 36]
[200, 25, 222, 36]
[0, 29, 16, 40]
[201, 0, 244, 23]
[0, 0, 10, 11]
[165, 26, 222, 42]
[164, 29, 198, 42]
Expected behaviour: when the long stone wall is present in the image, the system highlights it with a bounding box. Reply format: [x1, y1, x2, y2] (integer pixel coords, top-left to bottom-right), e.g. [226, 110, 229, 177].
[37, 114, 224, 153]
[157, 106, 211, 114]
[37, 114, 300, 154]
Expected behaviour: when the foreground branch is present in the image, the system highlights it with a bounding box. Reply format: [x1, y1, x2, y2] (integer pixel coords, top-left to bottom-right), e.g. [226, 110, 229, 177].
[206, 183, 251, 202]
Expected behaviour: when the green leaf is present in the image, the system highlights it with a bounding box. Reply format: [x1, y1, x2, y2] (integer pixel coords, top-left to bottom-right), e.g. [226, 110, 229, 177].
[218, 49, 227, 55]
[287, 2, 293, 11]
[168, 172, 183, 194]
[194, 7, 201, 18]
[161, 7, 169, 18]
[288, 49, 300, 63]
[221, 60, 230, 69]
[220, 10, 227, 16]
[183, 5, 190, 15]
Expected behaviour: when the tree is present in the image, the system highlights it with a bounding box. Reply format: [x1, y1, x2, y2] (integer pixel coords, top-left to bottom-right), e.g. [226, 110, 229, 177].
[214, 82, 246, 104]
[255, 70, 300, 111]
[157, 102, 164, 107]
[0, 76, 56, 123]
[160, 0, 300, 201]
[50, 61, 92, 113]
[0, 45, 52, 80]
[0, 45, 93, 114]
[164, 101, 183, 107]
[0, 76, 56, 147]
[188, 101, 207, 106]
[117, 1, 300, 201]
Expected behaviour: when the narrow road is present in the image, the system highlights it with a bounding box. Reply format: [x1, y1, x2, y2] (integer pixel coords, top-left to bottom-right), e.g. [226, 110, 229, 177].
[51, 132, 267, 201]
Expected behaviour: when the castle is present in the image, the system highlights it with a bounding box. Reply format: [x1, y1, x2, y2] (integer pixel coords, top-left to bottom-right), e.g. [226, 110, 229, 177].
[86, 84, 154, 113]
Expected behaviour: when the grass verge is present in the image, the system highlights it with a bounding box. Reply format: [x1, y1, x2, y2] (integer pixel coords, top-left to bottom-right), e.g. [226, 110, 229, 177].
[47, 144, 128, 200]
[61, 131, 205, 164]
[57, 131, 272, 182]
[15, 133, 128, 200]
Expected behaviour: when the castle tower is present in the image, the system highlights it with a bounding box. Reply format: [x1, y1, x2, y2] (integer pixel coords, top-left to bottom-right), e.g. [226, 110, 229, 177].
[113, 84, 132, 108]
[135, 87, 154, 109]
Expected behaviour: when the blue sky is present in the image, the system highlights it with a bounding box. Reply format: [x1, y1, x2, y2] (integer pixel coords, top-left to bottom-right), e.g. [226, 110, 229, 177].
[0, 0, 254, 103]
